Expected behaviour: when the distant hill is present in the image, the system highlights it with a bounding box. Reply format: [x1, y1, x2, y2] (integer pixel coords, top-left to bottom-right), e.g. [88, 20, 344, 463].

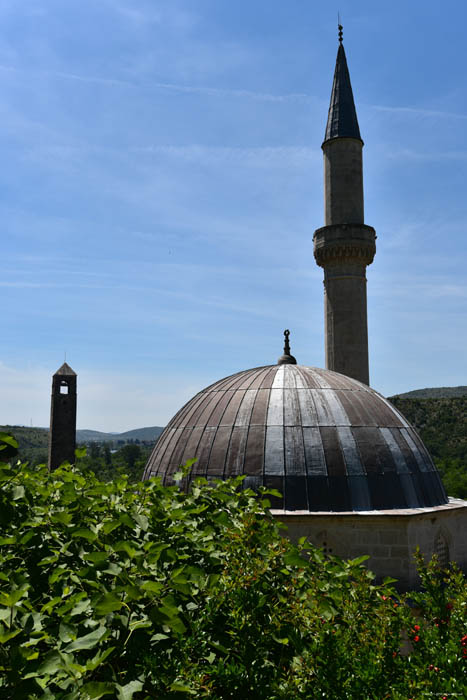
[391, 386, 467, 399]
[76, 426, 164, 443]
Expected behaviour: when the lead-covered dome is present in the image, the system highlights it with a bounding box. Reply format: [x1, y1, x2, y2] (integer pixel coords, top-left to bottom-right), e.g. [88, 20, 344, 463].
[143, 364, 447, 512]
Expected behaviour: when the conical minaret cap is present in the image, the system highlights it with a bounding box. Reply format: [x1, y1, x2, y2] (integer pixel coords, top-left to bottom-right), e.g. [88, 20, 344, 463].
[324, 32, 362, 144]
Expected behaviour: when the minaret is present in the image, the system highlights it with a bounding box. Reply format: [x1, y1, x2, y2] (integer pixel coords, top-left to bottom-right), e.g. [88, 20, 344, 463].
[313, 26, 376, 385]
[48, 362, 77, 470]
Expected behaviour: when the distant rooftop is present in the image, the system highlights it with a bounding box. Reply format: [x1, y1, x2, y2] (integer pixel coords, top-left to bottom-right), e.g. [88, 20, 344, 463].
[54, 362, 77, 376]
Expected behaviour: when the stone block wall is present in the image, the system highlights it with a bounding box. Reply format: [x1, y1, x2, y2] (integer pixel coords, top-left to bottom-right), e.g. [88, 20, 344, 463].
[272, 499, 467, 591]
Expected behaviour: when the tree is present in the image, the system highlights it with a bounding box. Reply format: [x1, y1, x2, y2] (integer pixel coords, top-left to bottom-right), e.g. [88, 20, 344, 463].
[119, 443, 141, 470]
[103, 444, 112, 467]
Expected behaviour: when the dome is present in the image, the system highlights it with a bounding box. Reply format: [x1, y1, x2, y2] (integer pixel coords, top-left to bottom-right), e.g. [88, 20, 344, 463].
[143, 364, 447, 512]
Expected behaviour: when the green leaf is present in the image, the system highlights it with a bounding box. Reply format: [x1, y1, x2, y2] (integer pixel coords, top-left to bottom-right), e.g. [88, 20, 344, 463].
[83, 552, 109, 564]
[86, 646, 115, 671]
[102, 519, 121, 535]
[318, 598, 337, 621]
[0, 466, 15, 481]
[140, 580, 163, 594]
[283, 550, 306, 568]
[72, 528, 97, 542]
[169, 682, 196, 694]
[65, 626, 106, 652]
[133, 513, 149, 531]
[0, 433, 18, 449]
[116, 680, 144, 700]
[52, 511, 73, 525]
[37, 650, 63, 675]
[113, 541, 137, 558]
[0, 536, 17, 545]
[0, 629, 21, 643]
[263, 488, 282, 498]
[49, 567, 69, 585]
[94, 593, 123, 616]
[80, 681, 115, 699]
[150, 633, 169, 642]
[12, 485, 25, 500]
[41, 595, 64, 613]
[349, 555, 370, 566]
[75, 447, 87, 459]
[122, 585, 141, 601]
[59, 622, 77, 643]
[165, 615, 186, 634]
[0, 587, 28, 606]
[102, 562, 122, 576]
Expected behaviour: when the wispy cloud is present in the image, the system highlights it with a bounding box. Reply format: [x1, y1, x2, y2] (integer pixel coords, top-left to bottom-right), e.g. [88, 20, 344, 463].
[0, 63, 311, 102]
[370, 104, 467, 120]
[130, 144, 319, 166]
[149, 82, 310, 103]
[384, 147, 467, 162]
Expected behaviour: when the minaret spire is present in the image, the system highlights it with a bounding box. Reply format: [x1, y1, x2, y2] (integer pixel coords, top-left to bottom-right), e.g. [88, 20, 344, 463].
[313, 32, 376, 385]
[324, 29, 361, 144]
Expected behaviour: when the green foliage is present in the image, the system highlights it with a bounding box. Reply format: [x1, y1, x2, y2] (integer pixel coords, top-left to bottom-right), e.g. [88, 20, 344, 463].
[78, 444, 151, 483]
[0, 426, 157, 481]
[388, 396, 467, 463]
[390, 551, 467, 699]
[437, 457, 467, 500]
[0, 433, 465, 698]
[389, 396, 467, 498]
[0, 426, 48, 466]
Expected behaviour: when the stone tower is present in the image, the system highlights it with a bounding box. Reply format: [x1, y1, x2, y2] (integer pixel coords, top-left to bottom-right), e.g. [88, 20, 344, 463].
[48, 362, 77, 470]
[313, 27, 376, 385]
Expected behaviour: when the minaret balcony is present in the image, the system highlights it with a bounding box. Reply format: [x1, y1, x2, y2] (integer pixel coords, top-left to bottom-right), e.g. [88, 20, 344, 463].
[313, 223, 376, 268]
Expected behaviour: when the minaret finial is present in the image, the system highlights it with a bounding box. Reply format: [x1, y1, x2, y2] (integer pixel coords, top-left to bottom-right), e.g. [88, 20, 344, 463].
[338, 19, 343, 44]
[277, 329, 297, 365]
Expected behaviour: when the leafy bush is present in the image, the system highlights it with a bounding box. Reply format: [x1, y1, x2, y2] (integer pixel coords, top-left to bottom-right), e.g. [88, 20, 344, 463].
[0, 433, 466, 699]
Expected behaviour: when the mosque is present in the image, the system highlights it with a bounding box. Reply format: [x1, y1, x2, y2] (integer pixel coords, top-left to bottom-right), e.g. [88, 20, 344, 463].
[49, 30, 467, 590]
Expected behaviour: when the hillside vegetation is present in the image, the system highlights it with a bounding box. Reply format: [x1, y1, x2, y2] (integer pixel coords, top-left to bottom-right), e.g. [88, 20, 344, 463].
[388, 396, 467, 499]
[0, 425, 163, 467]
[388, 396, 467, 462]
[392, 386, 467, 399]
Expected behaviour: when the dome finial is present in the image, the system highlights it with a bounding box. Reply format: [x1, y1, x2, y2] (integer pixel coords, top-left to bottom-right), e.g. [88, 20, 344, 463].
[277, 329, 297, 365]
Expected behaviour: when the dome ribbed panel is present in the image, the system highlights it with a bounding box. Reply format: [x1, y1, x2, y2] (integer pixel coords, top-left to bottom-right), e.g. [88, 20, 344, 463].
[143, 365, 448, 512]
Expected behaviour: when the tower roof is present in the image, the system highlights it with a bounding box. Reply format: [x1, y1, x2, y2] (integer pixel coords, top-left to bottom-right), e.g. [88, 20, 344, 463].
[54, 362, 77, 376]
[324, 38, 362, 144]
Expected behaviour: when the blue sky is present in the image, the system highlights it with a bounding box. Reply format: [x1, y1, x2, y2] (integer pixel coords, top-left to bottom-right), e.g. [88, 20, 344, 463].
[2, 0, 467, 431]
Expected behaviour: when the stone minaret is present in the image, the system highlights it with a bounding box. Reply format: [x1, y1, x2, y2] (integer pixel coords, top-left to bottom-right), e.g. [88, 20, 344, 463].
[48, 362, 77, 470]
[313, 27, 376, 385]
